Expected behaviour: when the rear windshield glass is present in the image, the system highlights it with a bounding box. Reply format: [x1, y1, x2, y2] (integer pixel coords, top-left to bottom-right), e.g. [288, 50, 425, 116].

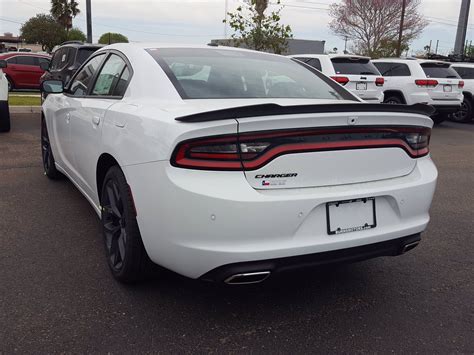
[452, 66, 474, 79]
[331, 58, 381, 75]
[147, 48, 354, 100]
[421, 63, 460, 78]
[77, 48, 100, 65]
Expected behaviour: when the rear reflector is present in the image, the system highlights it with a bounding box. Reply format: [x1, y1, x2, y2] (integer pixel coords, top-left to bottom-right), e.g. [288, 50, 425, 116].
[171, 126, 431, 171]
[330, 76, 349, 85]
[375, 77, 384, 86]
[415, 79, 438, 87]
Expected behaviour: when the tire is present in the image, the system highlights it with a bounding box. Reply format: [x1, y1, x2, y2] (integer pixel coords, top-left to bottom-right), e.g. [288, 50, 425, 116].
[41, 116, 63, 179]
[431, 113, 448, 125]
[384, 95, 403, 105]
[0, 101, 10, 133]
[450, 98, 473, 123]
[101, 166, 151, 283]
[6, 76, 13, 92]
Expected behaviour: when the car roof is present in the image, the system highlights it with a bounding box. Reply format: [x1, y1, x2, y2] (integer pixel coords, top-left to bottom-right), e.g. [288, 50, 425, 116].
[329, 54, 371, 60]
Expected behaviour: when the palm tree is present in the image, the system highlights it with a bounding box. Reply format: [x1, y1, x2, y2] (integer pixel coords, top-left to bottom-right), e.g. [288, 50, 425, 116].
[50, 0, 80, 32]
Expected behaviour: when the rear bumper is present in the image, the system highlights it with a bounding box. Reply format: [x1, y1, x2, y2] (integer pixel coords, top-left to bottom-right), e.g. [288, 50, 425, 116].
[432, 104, 461, 114]
[124, 156, 437, 279]
[200, 233, 421, 283]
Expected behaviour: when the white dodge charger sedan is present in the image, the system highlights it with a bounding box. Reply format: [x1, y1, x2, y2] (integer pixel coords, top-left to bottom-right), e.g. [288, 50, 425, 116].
[41, 43, 438, 284]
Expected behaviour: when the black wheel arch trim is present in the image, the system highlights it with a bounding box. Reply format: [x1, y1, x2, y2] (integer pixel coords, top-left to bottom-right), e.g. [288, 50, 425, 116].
[383, 90, 407, 104]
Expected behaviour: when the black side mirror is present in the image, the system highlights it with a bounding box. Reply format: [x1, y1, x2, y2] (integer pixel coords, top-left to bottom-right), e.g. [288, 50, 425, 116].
[41, 80, 64, 94]
[0, 60, 7, 69]
[40, 62, 50, 71]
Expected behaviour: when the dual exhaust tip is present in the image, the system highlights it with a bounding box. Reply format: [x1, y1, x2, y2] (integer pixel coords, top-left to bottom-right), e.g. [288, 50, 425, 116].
[224, 271, 271, 285]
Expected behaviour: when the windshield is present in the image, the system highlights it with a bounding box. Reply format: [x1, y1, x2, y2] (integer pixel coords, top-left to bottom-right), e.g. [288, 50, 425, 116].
[331, 58, 381, 75]
[421, 63, 460, 78]
[147, 48, 354, 100]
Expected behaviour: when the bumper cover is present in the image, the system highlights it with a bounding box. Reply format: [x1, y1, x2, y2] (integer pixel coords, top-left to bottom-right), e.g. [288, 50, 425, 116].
[200, 233, 421, 282]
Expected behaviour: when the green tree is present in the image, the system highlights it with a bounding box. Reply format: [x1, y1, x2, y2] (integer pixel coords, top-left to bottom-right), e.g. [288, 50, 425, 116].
[98, 32, 129, 45]
[67, 27, 86, 42]
[20, 14, 67, 52]
[224, 0, 293, 54]
[50, 0, 80, 32]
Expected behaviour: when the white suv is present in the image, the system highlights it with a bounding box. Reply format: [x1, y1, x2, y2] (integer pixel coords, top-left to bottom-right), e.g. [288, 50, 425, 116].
[372, 59, 463, 123]
[0, 59, 9, 132]
[449, 63, 474, 123]
[290, 54, 384, 103]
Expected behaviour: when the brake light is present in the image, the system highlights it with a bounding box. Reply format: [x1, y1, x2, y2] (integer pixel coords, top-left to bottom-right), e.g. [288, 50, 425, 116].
[375, 77, 384, 86]
[458, 80, 464, 88]
[415, 79, 438, 87]
[171, 127, 431, 170]
[330, 76, 349, 85]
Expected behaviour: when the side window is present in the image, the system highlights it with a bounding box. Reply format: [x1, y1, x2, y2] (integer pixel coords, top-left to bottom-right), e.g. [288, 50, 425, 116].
[6, 56, 17, 64]
[16, 56, 36, 66]
[112, 67, 131, 96]
[36, 57, 50, 67]
[69, 54, 105, 96]
[390, 64, 411, 76]
[49, 49, 63, 70]
[91, 54, 128, 96]
[373, 62, 392, 76]
[294, 57, 322, 71]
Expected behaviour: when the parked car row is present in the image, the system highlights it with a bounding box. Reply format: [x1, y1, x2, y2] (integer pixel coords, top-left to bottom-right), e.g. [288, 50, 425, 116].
[290, 54, 469, 124]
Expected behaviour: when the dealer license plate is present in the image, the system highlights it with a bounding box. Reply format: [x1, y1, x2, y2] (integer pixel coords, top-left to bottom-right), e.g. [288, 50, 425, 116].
[326, 198, 376, 235]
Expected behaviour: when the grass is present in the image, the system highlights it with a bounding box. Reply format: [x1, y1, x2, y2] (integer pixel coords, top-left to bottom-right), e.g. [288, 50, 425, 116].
[8, 95, 41, 106]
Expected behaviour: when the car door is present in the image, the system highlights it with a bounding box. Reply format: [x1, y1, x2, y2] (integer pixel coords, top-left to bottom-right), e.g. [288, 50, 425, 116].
[58, 53, 107, 182]
[14, 56, 41, 88]
[69, 52, 131, 201]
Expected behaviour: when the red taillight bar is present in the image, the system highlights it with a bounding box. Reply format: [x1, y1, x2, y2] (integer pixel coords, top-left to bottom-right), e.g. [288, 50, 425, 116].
[330, 76, 349, 85]
[415, 79, 438, 87]
[171, 126, 431, 171]
[458, 80, 464, 88]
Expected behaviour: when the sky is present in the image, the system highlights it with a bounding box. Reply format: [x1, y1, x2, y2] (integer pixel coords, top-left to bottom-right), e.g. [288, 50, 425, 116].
[0, 0, 472, 55]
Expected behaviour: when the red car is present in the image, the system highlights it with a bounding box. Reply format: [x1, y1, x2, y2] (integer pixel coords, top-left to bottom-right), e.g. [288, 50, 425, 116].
[0, 53, 51, 91]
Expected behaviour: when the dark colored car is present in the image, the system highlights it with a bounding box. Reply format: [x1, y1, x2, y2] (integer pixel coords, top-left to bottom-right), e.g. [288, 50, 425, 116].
[40, 42, 104, 88]
[0, 53, 51, 91]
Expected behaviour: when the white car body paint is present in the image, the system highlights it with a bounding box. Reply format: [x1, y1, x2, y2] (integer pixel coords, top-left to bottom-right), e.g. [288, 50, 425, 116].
[43, 43, 438, 280]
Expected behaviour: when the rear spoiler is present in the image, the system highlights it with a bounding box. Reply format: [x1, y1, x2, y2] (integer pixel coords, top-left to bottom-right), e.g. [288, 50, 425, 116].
[175, 103, 435, 123]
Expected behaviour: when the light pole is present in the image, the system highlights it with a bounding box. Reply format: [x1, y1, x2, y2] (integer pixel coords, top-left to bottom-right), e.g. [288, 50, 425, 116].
[86, 0, 92, 43]
[454, 0, 471, 56]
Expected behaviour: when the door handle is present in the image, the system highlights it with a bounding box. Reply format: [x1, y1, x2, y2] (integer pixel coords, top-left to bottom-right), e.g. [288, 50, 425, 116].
[92, 116, 101, 125]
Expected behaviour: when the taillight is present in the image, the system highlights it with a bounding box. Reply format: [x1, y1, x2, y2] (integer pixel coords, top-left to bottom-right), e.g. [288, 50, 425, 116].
[171, 127, 431, 170]
[330, 76, 349, 85]
[415, 79, 438, 87]
[458, 80, 464, 88]
[375, 77, 384, 86]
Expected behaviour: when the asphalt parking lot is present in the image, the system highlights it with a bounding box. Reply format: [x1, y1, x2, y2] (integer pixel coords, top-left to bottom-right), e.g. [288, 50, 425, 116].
[1, 113, 473, 353]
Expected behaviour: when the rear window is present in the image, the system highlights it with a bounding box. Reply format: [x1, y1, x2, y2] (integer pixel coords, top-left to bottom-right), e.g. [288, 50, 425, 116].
[421, 63, 460, 78]
[331, 57, 380, 75]
[77, 48, 100, 65]
[147, 48, 353, 101]
[452, 66, 474, 79]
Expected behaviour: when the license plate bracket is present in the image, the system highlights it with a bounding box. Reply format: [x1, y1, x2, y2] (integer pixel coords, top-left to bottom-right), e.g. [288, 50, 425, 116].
[443, 84, 452, 92]
[356, 82, 367, 90]
[326, 197, 377, 235]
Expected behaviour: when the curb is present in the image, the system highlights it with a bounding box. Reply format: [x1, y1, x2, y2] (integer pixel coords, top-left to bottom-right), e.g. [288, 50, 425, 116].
[9, 106, 41, 114]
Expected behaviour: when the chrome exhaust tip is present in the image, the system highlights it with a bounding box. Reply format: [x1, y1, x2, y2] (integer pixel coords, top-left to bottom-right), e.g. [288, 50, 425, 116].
[401, 241, 420, 254]
[224, 271, 271, 285]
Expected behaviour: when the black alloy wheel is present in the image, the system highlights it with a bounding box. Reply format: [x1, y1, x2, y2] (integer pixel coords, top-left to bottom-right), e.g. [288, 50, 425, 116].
[100, 166, 150, 283]
[41, 117, 62, 179]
